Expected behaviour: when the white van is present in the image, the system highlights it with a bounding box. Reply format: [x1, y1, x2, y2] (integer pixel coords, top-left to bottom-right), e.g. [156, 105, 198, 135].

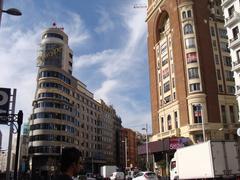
[109, 172, 125, 180]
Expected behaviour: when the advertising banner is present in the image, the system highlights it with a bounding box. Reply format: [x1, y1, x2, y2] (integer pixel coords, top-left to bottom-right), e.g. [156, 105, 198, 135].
[0, 88, 11, 123]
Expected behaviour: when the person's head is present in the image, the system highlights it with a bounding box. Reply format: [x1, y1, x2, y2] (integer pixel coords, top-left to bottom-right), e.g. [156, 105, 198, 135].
[60, 147, 83, 176]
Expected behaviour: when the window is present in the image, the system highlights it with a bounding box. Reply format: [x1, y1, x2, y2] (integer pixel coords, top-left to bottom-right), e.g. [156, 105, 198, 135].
[224, 56, 232, 67]
[237, 50, 240, 61]
[161, 117, 164, 132]
[187, 52, 197, 63]
[185, 38, 195, 49]
[227, 86, 235, 94]
[210, 27, 215, 36]
[221, 105, 227, 123]
[43, 33, 63, 40]
[167, 115, 172, 130]
[225, 70, 234, 81]
[212, 40, 217, 48]
[232, 26, 239, 40]
[215, 54, 219, 64]
[172, 78, 175, 88]
[220, 42, 230, 52]
[193, 104, 202, 123]
[174, 111, 178, 128]
[182, 11, 186, 19]
[163, 81, 170, 93]
[184, 24, 193, 34]
[162, 67, 169, 79]
[164, 95, 171, 103]
[190, 83, 200, 92]
[228, 5, 235, 17]
[218, 29, 228, 39]
[187, 10, 192, 18]
[229, 105, 235, 123]
[219, 85, 224, 92]
[188, 67, 199, 79]
[217, 69, 221, 80]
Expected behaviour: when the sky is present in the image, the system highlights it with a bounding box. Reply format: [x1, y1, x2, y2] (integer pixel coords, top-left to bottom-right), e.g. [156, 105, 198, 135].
[0, 0, 151, 149]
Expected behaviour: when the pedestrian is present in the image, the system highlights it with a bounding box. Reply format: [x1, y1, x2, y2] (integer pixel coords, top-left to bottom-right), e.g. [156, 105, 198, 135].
[54, 147, 83, 180]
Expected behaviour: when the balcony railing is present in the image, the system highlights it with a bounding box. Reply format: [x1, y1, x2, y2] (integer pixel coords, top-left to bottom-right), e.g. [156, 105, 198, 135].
[232, 60, 240, 71]
[225, 11, 240, 27]
[229, 33, 240, 49]
[222, 0, 236, 7]
[156, 128, 180, 139]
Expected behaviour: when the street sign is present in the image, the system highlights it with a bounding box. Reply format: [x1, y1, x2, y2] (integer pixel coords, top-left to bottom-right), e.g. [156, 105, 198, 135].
[0, 88, 11, 123]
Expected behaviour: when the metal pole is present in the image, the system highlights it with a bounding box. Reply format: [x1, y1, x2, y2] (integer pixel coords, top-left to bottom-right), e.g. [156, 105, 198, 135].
[146, 124, 149, 171]
[91, 157, 93, 174]
[200, 105, 206, 142]
[0, 0, 3, 26]
[14, 110, 23, 180]
[6, 89, 16, 180]
[125, 137, 127, 171]
[165, 153, 169, 177]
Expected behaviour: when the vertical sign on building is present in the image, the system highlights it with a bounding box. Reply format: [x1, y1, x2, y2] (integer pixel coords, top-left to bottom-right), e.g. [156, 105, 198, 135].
[0, 88, 11, 124]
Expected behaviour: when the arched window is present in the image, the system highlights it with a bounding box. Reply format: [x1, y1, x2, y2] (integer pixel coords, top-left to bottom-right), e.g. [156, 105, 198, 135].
[182, 11, 186, 19]
[167, 115, 172, 130]
[184, 24, 193, 34]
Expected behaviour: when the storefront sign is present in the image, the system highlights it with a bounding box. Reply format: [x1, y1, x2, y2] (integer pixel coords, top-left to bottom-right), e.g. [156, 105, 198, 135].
[169, 137, 189, 150]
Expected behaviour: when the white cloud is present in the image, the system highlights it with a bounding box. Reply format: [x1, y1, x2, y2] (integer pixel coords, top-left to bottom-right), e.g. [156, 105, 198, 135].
[94, 79, 119, 103]
[95, 9, 115, 33]
[64, 12, 90, 47]
[74, 3, 150, 130]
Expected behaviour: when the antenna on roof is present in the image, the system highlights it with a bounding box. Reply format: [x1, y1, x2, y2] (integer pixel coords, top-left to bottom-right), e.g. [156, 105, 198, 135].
[133, 4, 147, 8]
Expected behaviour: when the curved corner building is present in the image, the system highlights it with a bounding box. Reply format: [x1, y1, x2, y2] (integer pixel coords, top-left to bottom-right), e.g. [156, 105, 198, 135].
[29, 27, 78, 176]
[29, 26, 122, 177]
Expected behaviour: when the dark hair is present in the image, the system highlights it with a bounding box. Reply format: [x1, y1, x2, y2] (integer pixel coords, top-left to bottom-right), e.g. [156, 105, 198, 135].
[60, 147, 82, 172]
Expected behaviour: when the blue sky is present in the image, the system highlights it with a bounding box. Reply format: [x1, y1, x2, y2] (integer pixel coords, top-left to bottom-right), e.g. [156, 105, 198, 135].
[0, 0, 150, 149]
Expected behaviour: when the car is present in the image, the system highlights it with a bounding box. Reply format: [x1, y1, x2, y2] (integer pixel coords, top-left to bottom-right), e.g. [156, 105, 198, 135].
[109, 172, 125, 180]
[86, 173, 96, 180]
[132, 171, 158, 180]
[126, 170, 138, 180]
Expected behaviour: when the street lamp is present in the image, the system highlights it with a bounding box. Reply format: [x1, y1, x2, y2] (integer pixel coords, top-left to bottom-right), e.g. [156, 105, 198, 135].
[142, 124, 149, 171]
[1, 8, 22, 16]
[197, 104, 206, 142]
[0, 0, 22, 25]
[122, 137, 128, 171]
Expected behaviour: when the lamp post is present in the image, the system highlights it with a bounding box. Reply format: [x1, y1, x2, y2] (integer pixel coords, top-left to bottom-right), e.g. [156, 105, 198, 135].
[122, 137, 128, 171]
[0, 0, 22, 26]
[197, 104, 206, 142]
[142, 124, 149, 171]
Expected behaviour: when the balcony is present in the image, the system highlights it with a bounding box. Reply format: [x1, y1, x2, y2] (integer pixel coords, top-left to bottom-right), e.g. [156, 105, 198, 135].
[232, 60, 240, 71]
[222, 0, 236, 8]
[225, 11, 240, 28]
[229, 33, 240, 49]
[156, 128, 180, 139]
